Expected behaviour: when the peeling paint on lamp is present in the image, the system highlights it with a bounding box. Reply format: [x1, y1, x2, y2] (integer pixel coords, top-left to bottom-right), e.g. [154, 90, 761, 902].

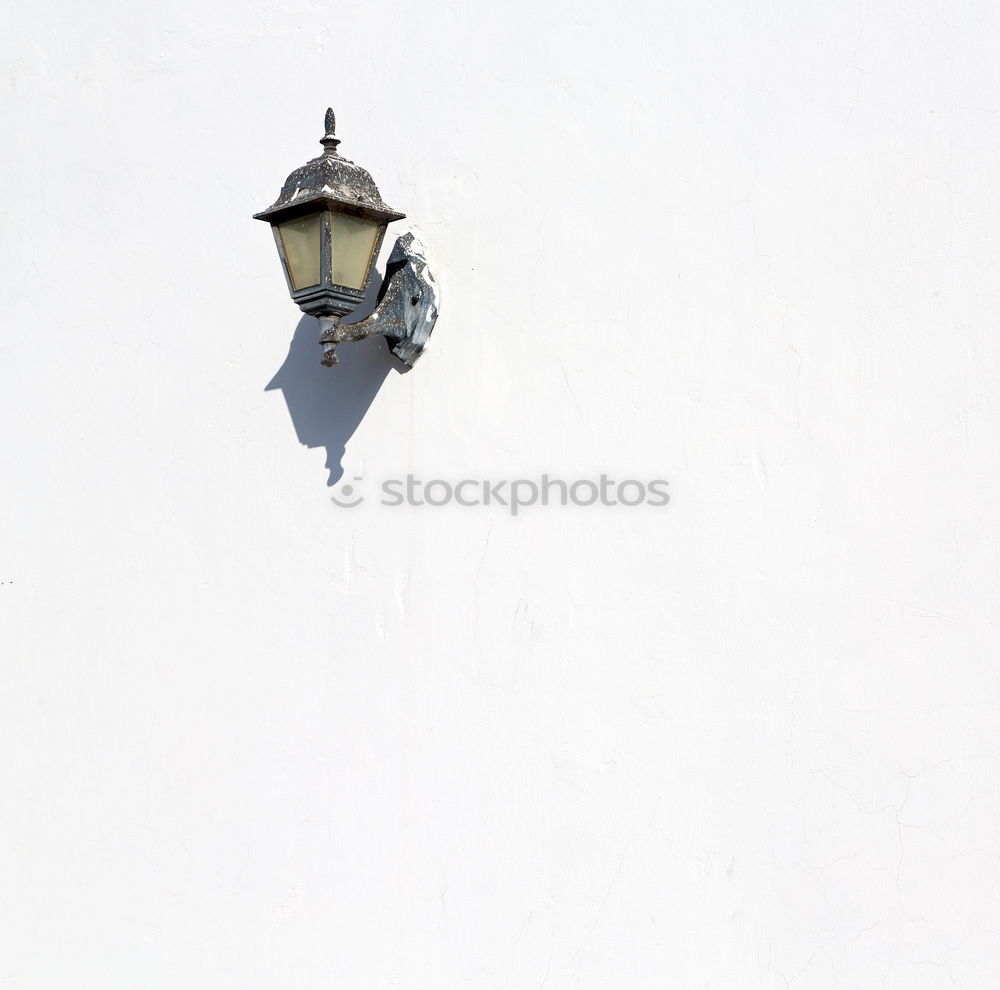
[254, 108, 440, 369]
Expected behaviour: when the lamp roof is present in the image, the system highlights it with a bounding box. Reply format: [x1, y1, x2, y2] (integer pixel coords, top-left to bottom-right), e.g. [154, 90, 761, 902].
[254, 108, 405, 225]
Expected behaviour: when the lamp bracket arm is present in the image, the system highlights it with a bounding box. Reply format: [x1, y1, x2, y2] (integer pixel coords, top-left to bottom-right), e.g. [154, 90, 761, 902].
[317, 232, 439, 370]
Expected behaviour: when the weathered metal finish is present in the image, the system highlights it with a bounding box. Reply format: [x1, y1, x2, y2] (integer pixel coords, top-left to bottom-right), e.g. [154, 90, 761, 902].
[318, 232, 439, 369]
[253, 107, 402, 320]
[254, 109, 404, 226]
[254, 108, 439, 370]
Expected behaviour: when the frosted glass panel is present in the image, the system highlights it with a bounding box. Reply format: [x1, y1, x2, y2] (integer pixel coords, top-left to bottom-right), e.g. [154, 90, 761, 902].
[278, 214, 322, 290]
[330, 213, 381, 290]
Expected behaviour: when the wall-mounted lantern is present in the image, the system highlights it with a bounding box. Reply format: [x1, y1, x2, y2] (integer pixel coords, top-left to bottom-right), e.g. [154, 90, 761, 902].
[254, 108, 439, 368]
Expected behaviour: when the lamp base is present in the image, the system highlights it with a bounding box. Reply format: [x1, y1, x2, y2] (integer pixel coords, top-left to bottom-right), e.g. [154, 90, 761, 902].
[316, 232, 439, 370]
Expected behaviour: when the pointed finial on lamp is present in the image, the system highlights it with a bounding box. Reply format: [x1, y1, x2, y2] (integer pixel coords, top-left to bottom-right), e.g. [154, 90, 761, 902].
[320, 107, 341, 155]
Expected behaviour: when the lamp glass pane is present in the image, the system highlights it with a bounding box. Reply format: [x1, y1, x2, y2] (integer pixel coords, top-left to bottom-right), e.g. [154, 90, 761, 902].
[278, 214, 322, 290]
[330, 213, 381, 290]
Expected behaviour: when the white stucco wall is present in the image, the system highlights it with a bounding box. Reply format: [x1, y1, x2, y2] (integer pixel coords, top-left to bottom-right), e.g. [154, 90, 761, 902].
[3, 1, 1000, 986]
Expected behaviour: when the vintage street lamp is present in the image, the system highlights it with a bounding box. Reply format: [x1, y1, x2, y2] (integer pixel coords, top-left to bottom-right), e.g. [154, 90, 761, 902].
[254, 108, 439, 368]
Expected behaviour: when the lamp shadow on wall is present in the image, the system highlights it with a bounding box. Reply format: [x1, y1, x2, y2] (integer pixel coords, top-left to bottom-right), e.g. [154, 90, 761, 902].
[265, 271, 401, 486]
